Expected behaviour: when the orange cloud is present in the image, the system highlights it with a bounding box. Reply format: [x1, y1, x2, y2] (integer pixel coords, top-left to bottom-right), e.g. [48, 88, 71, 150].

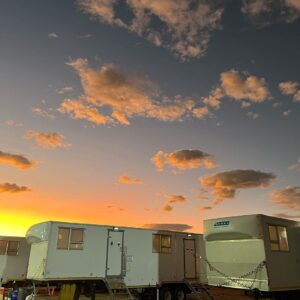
[0, 150, 35, 170]
[220, 70, 270, 102]
[24, 131, 71, 149]
[241, 0, 300, 25]
[118, 175, 142, 185]
[143, 223, 193, 231]
[163, 204, 173, 212]
[58, 99, 112, 125]
[59, 59, 195, 125]
[202, 87, 223, 109]
[200, 169, 276, 205]
[151, 149, 216, 172]
[272, 186, 300, 210]
[0, 182, 31, 193]
[278, 81, 300, 103]
[197, 206, 212, 211]
[77, 0, 223, 59]
[192, 106, 212, 119]
[167, 194, 186, 203]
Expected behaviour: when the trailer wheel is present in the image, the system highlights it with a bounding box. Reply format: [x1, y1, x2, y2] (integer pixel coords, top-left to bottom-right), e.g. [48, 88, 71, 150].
[174, 288, 186, 300]
[160, 287, 173, 300]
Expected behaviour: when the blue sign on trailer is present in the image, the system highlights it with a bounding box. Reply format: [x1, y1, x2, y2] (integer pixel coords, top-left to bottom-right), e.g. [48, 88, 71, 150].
[213, 220, 230, 227]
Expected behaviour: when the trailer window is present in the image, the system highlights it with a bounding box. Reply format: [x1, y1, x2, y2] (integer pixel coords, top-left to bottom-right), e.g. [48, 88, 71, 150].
[268, 225, 289, 252]
[57, 227, 84, 250]
[0, 240, 8, 255]
[69, 229, 84, 250]
[0, 241, 19, 255]
[152, 234, 172, 254]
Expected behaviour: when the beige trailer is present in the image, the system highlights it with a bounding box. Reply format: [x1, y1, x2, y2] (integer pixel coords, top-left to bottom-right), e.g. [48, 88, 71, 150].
[26, 221, 207, 300]
[204, 214, 300, 295]
[0, 236, 30, 286]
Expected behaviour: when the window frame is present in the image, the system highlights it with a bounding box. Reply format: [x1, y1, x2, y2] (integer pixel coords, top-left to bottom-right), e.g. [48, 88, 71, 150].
[152, 234, 172, 254]
[57, 227, 85, 250]
[0, 240, 20, 256]
[268, 224, 289, 252]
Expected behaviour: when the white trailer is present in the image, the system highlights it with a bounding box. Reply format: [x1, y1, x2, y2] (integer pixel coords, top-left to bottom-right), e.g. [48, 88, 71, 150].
[0, 236, 30, 286]
[204, 214, 300, 297]
[25, 221, 207, 300]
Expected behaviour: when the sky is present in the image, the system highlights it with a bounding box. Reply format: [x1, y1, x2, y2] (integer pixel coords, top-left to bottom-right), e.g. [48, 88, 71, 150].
[0, 0, 300, 236]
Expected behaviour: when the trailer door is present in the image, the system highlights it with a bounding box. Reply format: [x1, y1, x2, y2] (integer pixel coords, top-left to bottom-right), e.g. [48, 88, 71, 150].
[106, 229, 124, 276]
[184, 239, 196, 279]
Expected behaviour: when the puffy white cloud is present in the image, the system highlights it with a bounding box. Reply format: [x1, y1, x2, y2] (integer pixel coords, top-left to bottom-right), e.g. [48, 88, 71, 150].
[77, 0, 224, 59]
[118, 175, 142, 185]
[192, 106, 212, 120]
[272, 186, 300, 210]
[283, 110, 292, 117]
[202, 87, 223, 109]
[0, 182, 31, 193]
[151, 149, 216, 172]
[246, 111, 259, 119]
[143, 223, 193, 231]
[24, 131, 71, 149]
[200, 169, 276, 204]
[0, 150, 35, 170]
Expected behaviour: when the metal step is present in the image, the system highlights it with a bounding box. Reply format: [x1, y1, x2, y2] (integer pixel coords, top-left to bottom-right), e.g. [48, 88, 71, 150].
[105, 278, 134, 300]
[184, 280, 215, 300]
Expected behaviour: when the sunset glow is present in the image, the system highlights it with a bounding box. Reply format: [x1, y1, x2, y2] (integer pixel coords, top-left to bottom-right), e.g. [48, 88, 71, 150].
[1, 1, 299, 237]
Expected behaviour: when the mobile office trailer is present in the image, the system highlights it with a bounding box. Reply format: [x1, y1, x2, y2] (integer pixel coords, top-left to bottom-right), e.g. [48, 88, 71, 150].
[204, 214, 300, 296]
[26, 221, 207, 299]
[0, 236, 31, 286]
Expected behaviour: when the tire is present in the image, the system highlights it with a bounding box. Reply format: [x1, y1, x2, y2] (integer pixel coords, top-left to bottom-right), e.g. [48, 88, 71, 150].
[160, 287, 173, 300]
[174, 288, 186, 300]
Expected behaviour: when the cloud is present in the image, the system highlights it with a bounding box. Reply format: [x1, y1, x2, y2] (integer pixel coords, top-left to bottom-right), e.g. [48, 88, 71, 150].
[278, 81, 298, 95]
[246, 111, 259, 119]
[24, 131, 71, 149]
[283, 110, 292, 117]
[289, 158, 300, 172]
[200, 169, 276, 204]
[202, 87, 223, 109]
[167, 194, 186, 203]
[272, 186, 300, 210]
[197, 205, 212, 211]
[0, 150, 35, 170]
[32, 108, 56, 120]
[273, 213, 300, 219]
[77, 0, 224, 60]
[48, 32, 58, 38]
[58, 86, 74, 94]
[163, 204, 173, 212]
[192, 106, 212, 119]
[59, 58, 195, 126]
[202, 70, 270, 111]
[0, 182, 31, 193]
[58, 99, 112, 125]
[143, 223, 193, 231]
[272, 102, 282, 108]
[3, 120, 24, 128]
[79, 34, 93, 39]
[118, 175, 142, 185]
[162, 194, 187, 211]
[278, 81, 300, 103]
[220, 70, 270, 103]
[241, 0, 300, 25]
[151, 149, 216, 172]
